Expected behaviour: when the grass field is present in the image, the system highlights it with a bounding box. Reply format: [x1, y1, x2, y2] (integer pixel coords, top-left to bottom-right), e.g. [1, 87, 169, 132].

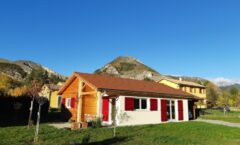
[1, 121, 240, 145]
[200, 109, 240, 123]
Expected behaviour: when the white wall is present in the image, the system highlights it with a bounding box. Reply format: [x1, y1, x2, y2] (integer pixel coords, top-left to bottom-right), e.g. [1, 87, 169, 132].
[183, 99, 189, 121]
[115, 96, 189, 126]
[116, 96, 161, 126]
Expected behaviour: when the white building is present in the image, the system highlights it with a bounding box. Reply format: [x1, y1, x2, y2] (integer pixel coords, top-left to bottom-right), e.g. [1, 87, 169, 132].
[58, 72, 200, 127]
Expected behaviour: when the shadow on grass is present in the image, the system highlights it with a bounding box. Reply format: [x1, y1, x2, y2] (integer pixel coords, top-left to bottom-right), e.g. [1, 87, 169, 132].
[200, 109, 212, 115]
[71, 136, 129, 145]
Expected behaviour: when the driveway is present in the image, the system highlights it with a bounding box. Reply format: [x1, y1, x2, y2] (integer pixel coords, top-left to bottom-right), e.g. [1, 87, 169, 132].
[196, 119, 240, 128]
[48, 122, 71, 129]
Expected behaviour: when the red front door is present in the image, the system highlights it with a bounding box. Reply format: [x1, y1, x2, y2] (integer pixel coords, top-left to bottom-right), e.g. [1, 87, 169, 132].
[102, 97, 109, 122]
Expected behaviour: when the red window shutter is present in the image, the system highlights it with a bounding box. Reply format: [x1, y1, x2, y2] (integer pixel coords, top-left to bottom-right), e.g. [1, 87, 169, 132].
[71, 98, 76, 108]
[161, 100, 167, 122]
[102, 97, 109, 121]
[150, 99, 158, 111]
[62, 98, 66, 107]
[178, 100, 184, 121]
[125, 97, 134, 111]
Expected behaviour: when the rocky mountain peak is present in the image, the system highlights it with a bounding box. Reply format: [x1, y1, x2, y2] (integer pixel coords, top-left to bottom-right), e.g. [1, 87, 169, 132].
[0, 58, 67, 82]
[95, 56, 161, 81]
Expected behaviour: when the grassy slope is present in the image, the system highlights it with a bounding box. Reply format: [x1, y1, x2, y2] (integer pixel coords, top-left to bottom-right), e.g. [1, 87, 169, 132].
[1, 122, 240, 145]
[200, 109, 240, 123]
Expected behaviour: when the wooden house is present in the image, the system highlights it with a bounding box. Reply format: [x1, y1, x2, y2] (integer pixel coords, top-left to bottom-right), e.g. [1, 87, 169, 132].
[58, 72, 200, 127]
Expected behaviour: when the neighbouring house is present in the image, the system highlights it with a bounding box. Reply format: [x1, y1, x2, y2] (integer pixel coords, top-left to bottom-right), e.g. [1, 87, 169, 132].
[159, 77, 207, 108]
[58, 72, 200, 127]
[39, 82, 63, 109]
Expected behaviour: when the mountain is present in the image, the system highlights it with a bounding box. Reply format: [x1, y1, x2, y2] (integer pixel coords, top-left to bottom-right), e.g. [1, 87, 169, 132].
[0, 59, 67, 83]
[94, 56, 161, 81]
[94, 56, 222, 93]
[165, 75, 209, 86]
[220, 84, 240, 92]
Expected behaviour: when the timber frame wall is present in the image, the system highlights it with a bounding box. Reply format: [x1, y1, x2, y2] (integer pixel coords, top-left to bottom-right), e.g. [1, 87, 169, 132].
[61, 75, 101, 123]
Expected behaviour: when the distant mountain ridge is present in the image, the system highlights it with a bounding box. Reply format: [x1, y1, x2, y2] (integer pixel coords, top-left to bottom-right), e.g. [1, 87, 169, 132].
[94, 56, 223, 100]
[94, 56, 161, 81]
[220, 84, 240, 91]
[95, 56, 212, 85]
[0, 58, 67, 82]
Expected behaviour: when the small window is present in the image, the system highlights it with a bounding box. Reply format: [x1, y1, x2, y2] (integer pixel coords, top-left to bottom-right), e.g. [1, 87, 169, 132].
[190, 88, 193, 93]
[66, 98, 71, 109]
[134, 99, 140, 110]
[141, 99, 147, 109]
[58, 96, 62, 107]
[134, 98, 148, 110]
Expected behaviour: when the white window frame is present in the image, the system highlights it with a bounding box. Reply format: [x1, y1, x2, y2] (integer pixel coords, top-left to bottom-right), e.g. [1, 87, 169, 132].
[66, 98, 71, 109]
[165, 99, 177, 121]
[134, 98, 148, 111]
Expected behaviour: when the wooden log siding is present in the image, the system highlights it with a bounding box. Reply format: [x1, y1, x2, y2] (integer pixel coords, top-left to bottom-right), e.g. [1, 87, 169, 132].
[61, 77, 79, 121]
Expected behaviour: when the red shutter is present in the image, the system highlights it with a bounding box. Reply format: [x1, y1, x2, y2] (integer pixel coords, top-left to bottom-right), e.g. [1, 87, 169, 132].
[161, 100, 167, 122]
[102, 97, 109, 121]
[150, 99, 158, 111]
[178, 100, 184, 121]
[125, 97, 134, 111]
[71, 98, 76, 108]
[62, 98, 66, 107]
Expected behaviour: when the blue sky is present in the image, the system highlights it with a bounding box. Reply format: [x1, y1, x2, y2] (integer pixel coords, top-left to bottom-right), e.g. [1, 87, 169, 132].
[0, 0, 240, 81]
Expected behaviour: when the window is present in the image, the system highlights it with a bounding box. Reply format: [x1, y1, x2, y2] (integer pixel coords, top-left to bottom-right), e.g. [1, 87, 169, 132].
[167, 100, 176, 121]
[57, 96, 62, 108]
[141, 99, 147, 109]
[134, 99, 140, 109]
[66, 98, 71, 109]
[134, 98, 147, 110]
[190, 88, 193, 93]
[182, 87, 185, 91]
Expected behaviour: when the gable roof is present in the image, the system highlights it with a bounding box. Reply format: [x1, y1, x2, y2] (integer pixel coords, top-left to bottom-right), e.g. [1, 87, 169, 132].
[159, 77, 206, 88]
[44, 84, 61, 91]
[59, 72, 199, 100]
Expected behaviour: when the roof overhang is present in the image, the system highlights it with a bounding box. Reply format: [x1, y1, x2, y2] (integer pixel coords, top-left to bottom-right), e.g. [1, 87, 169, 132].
[98, 88, 198, 100]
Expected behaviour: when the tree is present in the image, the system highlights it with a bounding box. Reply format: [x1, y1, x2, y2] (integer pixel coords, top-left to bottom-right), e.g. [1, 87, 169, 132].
[217, 91, 230, 107]
[230, 87, 240, 108]
[0, 73, 12, 95]
[25, 69, 48, 85]
[8, 86, 28, 97]
[34, 96, 48, 143]
[27, 80, 42, 129]
[111, 98, 130, 137]
[206, 83, 219, 107]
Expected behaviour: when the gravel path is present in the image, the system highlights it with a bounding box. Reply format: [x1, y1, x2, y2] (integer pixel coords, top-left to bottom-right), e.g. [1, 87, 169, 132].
[196, 119, 240, 128]
[48, 122, 71, 129]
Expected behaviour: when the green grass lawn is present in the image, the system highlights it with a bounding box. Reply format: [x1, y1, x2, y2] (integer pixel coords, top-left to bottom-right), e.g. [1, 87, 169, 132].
[1, 121, 240, 145]
[200, 109, 240, 123]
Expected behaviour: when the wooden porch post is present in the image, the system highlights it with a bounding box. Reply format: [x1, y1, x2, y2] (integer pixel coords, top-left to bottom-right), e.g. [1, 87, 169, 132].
[193, 105, 196, 120]
[96, 91, 102, 118]
[77, 80, 84, 124]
